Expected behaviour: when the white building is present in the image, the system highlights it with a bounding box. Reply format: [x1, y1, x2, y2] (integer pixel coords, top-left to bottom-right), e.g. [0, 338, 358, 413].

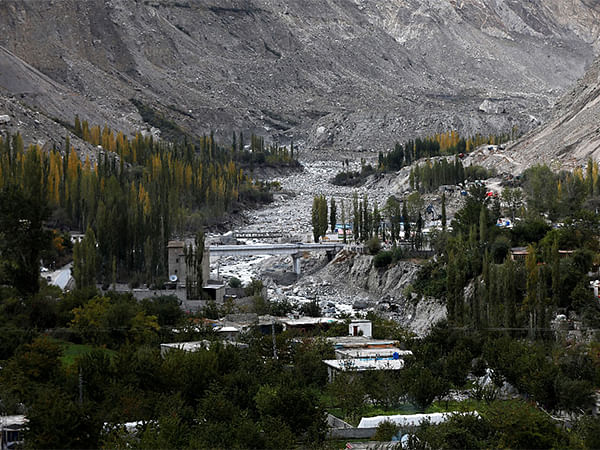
[349, 319, 372, 337]
[323, 358, 405, 381]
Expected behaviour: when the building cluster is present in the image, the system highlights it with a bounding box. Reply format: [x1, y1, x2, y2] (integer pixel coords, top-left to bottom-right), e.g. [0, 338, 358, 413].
[160, 318, 413, 385]
[323, 320, 412, 382]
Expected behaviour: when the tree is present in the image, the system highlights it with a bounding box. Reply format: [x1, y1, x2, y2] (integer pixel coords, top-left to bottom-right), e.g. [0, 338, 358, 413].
[441, 193, 447, 229]
[385, 196, 402, 243]
[415, 212, 423, 250]
[73, 227, 98, 289]
[70, 296, 111, 345]
[300, 299, 321, 317]
[311, 195, 328, 242]
[184, 231, 206, 299]
[329, 197, 337, 232]
[340, 199, 347, 243]
[501, 187, 523, 222]
[353, 192, 360, 242]
[402, 202, 410, 240]
[0, 178, 51, 295]
[405, 191, 423, 225]
[327, 372, 366, 420]
[524, 245, 540, 338]
[372, 201, 381, 237]
[503, 255, 517, 329]
[404, 364, 448, 412]
[26, 387, 101, 449]
[479, 206, 488, 245]
[74, 116, 82, 137]
[522, 165, 558, 217]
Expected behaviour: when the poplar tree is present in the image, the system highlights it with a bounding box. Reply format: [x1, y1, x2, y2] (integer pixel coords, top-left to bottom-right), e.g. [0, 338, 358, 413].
[329, 197, 337, 233]
[73, 227, 98, 289]
[479, 206, 488, 245]
[341, 199, 347, 243]
[353, 193, 360, 242]
[551, 237, 560, 307]
[362, 195, 370, 239]
[372, 202, 381, 238]
[503, 254, 517, 330]
[311, 195, 328, 242]
[74, 115, 82, 137]
[446, 251, 457, 322]
[318, 196, 328, 239]
[525, 245, 538, 338]
[441, 193, 447, 229]
[402, 202, 410, 241]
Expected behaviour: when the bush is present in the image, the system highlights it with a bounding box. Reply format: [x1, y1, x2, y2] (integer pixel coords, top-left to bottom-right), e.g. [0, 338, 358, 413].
[228, 277, 242, 288]
[300, 300, 321, 317]
[373, 420, 400, 441]
[391, 246, 404, 262]
[245, 279, 264, 297]
[373, 251, 393, 268]
[366, 236, 382, 255]
[490, 235, 511, 263]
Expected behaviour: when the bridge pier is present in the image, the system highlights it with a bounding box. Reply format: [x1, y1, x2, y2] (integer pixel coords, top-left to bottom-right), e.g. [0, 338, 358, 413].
[326, 250, 335, 262]
[292, 253, 302, 276]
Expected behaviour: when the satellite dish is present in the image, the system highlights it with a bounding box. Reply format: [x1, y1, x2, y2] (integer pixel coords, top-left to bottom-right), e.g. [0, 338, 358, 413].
[169, 274, 178, 282]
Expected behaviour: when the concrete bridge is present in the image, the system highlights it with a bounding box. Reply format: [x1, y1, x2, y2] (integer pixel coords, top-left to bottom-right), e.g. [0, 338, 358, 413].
[233, 231, 283, 239]
[209, 243, 345, 275]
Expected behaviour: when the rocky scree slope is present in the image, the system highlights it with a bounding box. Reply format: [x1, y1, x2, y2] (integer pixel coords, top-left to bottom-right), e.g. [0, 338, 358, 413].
[0, 0, 599, 154]
[498, 55, 600, 170]
[290, 250, 447, 336]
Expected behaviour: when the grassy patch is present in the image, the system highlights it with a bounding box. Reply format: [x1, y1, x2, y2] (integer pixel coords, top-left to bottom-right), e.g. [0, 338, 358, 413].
[49, 338, 116, 367]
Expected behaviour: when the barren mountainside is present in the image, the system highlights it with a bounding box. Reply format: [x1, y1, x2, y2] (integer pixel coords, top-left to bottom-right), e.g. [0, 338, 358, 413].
[1, 0, 600, 153]
[504, 55, 600, 169]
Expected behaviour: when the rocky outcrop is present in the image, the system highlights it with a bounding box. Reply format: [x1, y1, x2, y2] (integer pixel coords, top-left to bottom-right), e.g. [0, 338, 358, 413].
[466, 53, 600, 173]
[0, 0, 599, 152]
[505, 55, 600, 170]
[288, 250, 446, 336]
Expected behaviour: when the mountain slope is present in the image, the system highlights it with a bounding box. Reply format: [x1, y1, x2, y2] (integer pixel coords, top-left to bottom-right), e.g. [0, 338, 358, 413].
[0, 0, 599, 152]
[505, 56, 600, 169]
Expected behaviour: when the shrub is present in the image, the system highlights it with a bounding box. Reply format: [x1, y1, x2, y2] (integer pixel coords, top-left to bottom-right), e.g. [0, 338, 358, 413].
[366, 236, 382, 255]
[373, 251, 393, 268]
[228, 277, 242, 288]
[373, 420, 400, 441]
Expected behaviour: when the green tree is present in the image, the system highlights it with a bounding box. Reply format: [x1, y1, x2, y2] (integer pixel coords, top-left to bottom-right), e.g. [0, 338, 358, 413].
[501, 187, 523, 222]
[73, 227, 98, 290]
[404, 364, 448, 412]
[329, 197, 337, 232]
[441, 192, 447, 229]
[184, 231, 206, 299]
[311, 195, 328, 242]
[522, 165, 558, 217]
[340, 199, 347, 243]
[402, 201, 410, 240]
[26, 387, 100, 449]
[479, 206, 488, 245]
[0, 152, 51, 294]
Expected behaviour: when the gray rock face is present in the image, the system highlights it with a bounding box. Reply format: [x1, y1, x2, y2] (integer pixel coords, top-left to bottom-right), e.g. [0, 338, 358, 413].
[0, 0, 599, 152]
[297, 251, 447, 336]
[501, 55, 600, 170]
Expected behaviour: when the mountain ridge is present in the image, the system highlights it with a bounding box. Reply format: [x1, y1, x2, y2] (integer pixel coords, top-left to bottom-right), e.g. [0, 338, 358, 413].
[0, 0, 599, 155]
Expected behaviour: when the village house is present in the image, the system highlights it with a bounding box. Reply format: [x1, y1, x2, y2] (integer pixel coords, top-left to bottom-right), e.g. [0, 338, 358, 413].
[323, 320, 411, 381]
